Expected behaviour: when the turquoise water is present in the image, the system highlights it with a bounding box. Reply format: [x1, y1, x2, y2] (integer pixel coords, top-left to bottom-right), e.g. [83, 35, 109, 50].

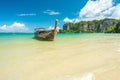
[0, 33, 120, 45]
[0, 33, 120, 53]
[0, 33, 33, 48]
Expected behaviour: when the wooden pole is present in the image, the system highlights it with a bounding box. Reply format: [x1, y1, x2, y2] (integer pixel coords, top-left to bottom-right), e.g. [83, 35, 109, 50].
[53, 19, 58, 34]
[55, 19, 58, 29]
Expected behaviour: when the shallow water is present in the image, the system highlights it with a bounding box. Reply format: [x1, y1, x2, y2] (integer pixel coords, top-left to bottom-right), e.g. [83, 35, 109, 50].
[0, 33, 120, 80]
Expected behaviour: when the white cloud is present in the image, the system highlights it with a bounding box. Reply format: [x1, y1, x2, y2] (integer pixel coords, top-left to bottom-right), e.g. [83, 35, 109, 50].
[17, 13, 36, 16]
[63, 17, 75, 23]
[111, 4, 120, 19]
[0, 25, 7, 31]
[43, 10, 60, 15]
[0, 22, 29, 32]
[63, 0, 120, 23]
[79, 0, 113, 18]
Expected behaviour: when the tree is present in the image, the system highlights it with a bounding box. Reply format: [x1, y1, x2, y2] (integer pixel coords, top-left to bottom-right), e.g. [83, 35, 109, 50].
[115, 22, 120, 33]
[105, 26, 115, 33]
[61, 18, 120, 33]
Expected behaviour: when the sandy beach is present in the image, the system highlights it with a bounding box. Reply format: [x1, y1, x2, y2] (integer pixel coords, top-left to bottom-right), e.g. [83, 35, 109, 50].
[0, 33, 120, 80]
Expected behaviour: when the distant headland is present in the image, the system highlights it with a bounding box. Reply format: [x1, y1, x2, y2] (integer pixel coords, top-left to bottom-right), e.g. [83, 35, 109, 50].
[59, 18, 120, 33]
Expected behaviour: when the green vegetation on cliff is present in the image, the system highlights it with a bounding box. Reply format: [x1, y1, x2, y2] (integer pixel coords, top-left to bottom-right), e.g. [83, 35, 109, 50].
[60, 18, 120, 33]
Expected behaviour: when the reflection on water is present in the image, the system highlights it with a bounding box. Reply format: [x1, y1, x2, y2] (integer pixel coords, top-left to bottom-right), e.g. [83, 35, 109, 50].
[55, 72, 94, 80]
[117, 48, 120, 53]
[71, 73, 94, 80]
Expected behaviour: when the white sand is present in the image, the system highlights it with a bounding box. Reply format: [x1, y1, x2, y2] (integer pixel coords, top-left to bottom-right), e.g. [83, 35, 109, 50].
[0, 34, 120, 80]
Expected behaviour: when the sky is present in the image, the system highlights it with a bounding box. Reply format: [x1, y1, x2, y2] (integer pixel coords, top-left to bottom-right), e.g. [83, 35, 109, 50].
[0, 0, 120, 32]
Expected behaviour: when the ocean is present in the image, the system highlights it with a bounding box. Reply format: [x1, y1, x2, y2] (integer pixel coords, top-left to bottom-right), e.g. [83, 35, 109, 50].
[0, 33, 120, 80]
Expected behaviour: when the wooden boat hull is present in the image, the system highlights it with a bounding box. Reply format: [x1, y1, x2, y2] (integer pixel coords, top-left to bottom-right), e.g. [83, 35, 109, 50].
[34, 30, 56, 41]
[34, 20, 58, 41]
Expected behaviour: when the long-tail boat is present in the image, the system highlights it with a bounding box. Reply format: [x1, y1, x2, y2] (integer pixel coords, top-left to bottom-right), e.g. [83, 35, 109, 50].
[34, 20, 58, 41]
